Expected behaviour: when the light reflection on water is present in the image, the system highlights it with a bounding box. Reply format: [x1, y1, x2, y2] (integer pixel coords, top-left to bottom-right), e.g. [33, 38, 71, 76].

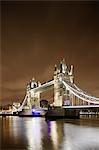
[1, 116, 99, 150]
[50, 121, 58, 150]
[25, 118, 42, 150]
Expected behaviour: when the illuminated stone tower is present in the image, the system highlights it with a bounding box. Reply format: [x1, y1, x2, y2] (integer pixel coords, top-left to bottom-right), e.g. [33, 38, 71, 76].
[26, 78, 41, 108]
[54, 59, 74, 106]
[54, 64, 63, 106]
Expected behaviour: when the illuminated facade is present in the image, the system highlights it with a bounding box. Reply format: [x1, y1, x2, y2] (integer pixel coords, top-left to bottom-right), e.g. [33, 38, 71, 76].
[54, 59, 74, 106]
[26, 78, 41, 108]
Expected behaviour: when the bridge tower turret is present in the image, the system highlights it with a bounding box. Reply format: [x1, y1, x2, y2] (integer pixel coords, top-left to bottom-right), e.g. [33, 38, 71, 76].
[68, 65, 74, 83]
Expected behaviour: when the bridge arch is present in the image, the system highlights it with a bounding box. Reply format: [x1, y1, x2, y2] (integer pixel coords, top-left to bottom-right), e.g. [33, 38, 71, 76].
[40, 99, 49, 108]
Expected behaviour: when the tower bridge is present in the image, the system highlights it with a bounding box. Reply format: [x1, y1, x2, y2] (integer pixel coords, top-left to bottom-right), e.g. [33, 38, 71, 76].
[13, 59, 99, 114]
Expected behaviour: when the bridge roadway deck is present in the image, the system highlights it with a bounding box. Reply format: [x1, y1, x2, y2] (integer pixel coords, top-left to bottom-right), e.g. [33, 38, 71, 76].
[62, 105, 99, 109]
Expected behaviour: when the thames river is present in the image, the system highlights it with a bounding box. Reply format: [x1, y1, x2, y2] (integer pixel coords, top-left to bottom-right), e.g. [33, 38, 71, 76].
[0, 116, 99, 150]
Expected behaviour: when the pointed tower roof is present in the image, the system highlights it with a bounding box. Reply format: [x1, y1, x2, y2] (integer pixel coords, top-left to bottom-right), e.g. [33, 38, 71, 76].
[32, 77, 35, 81]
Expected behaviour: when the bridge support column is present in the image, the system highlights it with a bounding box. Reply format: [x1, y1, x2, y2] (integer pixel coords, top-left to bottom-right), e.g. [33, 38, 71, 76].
[54, 91, 63, 106]
[54, 75, 63, 107]
[27, 91, 40, 108]
[30, 91, 40, 108]
[35, 92, 40, 107]
[27, 91, 32, 109]
[70, 93, 74, 106]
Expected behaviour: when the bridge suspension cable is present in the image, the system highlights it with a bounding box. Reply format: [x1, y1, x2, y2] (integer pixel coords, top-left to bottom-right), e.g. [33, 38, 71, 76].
[62, 80, 99, 104]
[72, 83, 99, 100]
[63, 80, 99, 101]
[17, 94, 28, 112]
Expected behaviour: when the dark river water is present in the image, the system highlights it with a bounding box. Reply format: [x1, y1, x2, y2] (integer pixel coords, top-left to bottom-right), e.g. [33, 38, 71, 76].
[0, 116, 99, 150]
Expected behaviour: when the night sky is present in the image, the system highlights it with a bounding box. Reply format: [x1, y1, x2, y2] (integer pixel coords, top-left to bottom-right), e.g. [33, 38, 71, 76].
[1, 1, 99, 105]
